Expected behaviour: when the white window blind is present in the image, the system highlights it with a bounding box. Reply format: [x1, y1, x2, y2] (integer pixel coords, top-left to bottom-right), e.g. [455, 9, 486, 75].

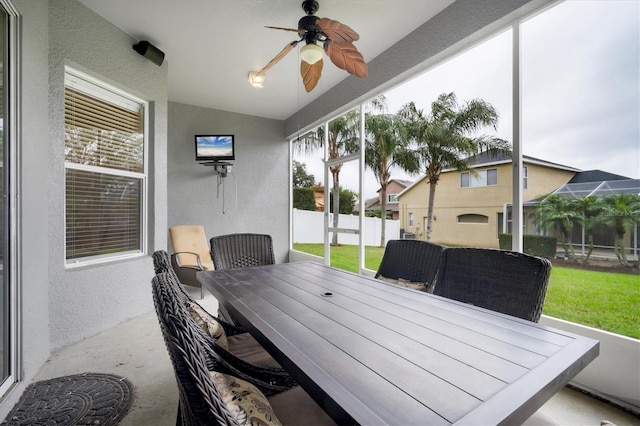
[64, 70, 146, 265]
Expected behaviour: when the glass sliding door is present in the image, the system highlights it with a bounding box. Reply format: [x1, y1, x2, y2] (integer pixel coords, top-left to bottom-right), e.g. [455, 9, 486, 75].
[0, 1, 15, 393]
[0, 4, 8, 387]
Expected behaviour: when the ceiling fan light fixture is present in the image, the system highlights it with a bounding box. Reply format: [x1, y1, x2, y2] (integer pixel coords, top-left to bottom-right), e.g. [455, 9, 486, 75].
[300, 43, 323, 64]
[248, 71, 265, 88]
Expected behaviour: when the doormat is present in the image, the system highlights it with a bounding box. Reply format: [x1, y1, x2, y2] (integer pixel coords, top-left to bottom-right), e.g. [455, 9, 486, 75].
[2, 373, 133, 425]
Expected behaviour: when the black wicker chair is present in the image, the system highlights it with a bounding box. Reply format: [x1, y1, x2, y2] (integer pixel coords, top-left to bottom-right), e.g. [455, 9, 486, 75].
[152, 271, 296, 397]
[153, 272, 335, 426]
[153, 272, 240, 426]
[153, 250, 246, 336]
[209, 233, 275, 269]
[209, 233, 275, 324]
[154, 250, 290, 369]
[432, 248, 552, 322]
[375, 239, 445, 293]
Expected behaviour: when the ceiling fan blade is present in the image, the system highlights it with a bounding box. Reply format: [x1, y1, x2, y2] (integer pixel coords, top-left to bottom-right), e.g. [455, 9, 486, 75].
[265, 25, 301, 33]
[316, 17, 359, 43]
[258, 40, 300, 74]
[325, 41, 367, 78]
[300, 58, 323, 92]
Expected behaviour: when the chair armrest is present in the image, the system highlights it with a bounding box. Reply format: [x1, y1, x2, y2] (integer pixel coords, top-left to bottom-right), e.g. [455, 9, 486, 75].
[190, 318, 296, 397]
[171, 252, 205, 270]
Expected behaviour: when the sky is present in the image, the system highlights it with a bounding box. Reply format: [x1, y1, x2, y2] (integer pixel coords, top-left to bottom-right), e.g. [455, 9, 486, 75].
[293, 0, 640, 200]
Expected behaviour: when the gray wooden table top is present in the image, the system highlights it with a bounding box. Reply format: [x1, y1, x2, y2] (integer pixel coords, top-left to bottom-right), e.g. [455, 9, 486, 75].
[198, 261, 599, 425]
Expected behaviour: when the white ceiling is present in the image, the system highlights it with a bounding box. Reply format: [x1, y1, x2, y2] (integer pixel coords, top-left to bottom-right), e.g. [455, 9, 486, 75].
[77, 0, 454, 120]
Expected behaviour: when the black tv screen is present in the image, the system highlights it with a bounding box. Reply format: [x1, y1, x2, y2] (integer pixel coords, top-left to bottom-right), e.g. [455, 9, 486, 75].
[195, 134, 235, 162]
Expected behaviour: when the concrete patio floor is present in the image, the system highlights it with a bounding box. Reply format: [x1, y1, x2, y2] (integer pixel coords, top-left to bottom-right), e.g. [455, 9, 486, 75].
[29, 288, 640, 426]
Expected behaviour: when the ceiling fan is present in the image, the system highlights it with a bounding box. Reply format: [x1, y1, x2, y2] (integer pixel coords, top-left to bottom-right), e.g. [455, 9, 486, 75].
[249, 0, 368, 92]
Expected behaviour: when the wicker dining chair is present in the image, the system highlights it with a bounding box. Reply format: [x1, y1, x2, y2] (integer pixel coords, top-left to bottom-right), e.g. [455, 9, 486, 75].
[432, 247, 552, 322]
[152, 271, 296, 396]
[153, 250, 290, 370]
[375, 239, 445, 293]
[152, 272, 335, 426]
[209, 233, 275, 324]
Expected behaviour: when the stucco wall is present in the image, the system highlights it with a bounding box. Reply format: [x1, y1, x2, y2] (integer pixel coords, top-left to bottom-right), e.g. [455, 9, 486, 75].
[398, 163, 575, 247]
[46, 0, 168, 349]
[167, 102, 290, 264]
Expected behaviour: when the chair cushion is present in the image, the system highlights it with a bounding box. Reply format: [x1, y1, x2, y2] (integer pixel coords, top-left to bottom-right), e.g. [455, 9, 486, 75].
[227, 333, 281, 368]
[378, 275, 428, 292]
[187, 302, 228, 349]
[268, 386, 336, 425]
[210, 371, 282, 426]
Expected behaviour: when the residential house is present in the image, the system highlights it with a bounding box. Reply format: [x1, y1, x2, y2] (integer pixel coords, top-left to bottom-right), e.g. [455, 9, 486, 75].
[397, 152, 582, 247]
[354, 179, 412, 220]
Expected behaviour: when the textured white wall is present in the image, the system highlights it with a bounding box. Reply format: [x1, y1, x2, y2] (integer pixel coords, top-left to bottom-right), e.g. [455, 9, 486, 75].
[46, 0, 168, 350]
[167, 102, 290, 264]
[14, 0, 51, 398]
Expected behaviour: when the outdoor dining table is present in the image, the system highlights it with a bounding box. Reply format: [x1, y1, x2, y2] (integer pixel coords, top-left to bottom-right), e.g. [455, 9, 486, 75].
[197, 261, 599, 425]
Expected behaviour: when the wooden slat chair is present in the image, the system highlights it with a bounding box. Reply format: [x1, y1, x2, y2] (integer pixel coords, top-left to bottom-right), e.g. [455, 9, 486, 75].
[169, 225, 214, 299]
[375, 239, 445, 293]
[152, 272, 335, 426]
[209, 233, 275, 324]
[432, 247, 552, 322]
[153, 250, 285, 370]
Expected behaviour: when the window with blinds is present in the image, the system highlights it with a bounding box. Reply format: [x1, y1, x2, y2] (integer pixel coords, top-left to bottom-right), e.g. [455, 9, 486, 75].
[64, 69, 146, 265]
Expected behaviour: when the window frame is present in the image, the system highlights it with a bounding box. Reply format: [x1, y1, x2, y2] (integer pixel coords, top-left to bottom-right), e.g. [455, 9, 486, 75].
[460, 168, 498, 188]
[64, 67, 148, 268]
[408, 212, 414, 227]
[388, 193, 398, 203]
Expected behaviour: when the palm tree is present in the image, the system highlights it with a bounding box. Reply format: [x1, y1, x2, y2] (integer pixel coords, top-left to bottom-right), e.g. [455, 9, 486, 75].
[398, 92, 510, 241]
[534, 194, 580, 260]
[573, 195, 604, 263]
[364, 112, 419, 247]
[598, 193, 640, 266]
[295, 110, 360, 245]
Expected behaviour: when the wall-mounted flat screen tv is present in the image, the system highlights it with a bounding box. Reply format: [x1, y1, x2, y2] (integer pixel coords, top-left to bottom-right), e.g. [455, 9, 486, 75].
[195, 134, 235, 162]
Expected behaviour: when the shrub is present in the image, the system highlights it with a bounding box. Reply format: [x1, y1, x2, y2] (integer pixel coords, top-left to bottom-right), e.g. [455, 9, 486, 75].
[499, 233, 557, 258]
[293, 187, 316, 211]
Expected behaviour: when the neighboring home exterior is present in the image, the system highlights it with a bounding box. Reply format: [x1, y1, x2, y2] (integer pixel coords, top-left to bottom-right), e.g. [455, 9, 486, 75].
[397, 152, 581, 248]
[354, 179, 412, 220]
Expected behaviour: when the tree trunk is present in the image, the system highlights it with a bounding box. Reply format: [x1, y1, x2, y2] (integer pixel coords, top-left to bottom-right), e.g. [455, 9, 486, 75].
[426, 180, 437, 241]
[584, 231, 594, 263]
[331, 170, 340, 246]
[380, 186, 387, 248]
[615, 232, 629, 266]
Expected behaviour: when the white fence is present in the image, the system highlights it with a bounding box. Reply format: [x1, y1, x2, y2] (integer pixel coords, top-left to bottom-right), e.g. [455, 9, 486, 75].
[293, 209, 400, 246]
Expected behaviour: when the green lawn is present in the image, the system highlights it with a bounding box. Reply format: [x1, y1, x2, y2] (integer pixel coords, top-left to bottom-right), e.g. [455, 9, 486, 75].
[292, 243, 640, 339]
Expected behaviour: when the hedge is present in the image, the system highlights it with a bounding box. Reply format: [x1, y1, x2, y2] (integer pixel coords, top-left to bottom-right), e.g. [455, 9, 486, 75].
[498, 233, 557, 258]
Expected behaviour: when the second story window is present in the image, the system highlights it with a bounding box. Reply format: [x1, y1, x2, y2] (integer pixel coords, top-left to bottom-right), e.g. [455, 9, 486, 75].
[461, 168, 497, 188]
[523, 165, 528, 189]
[388, 194, 398, 203]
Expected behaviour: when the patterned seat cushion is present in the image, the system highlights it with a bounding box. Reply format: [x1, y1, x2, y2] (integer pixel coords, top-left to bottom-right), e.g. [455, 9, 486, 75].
[187, 302, 228, 349]
[210, 371, 282, 426]
[378, 275, 428, 292]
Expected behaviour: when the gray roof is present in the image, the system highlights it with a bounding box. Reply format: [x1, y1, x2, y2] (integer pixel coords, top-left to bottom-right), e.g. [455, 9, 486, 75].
[568, 170, 631, 183]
